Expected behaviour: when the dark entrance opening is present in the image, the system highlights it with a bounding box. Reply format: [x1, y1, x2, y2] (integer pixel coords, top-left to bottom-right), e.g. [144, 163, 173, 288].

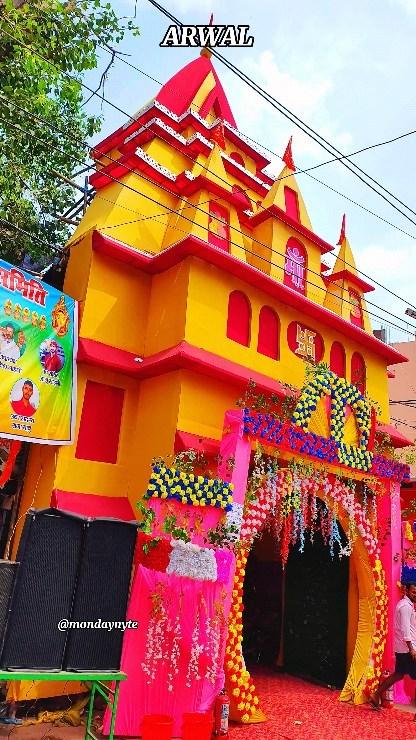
[242, 529, 282, 667]
[242, 518, 349, 689]
[284, 528, 349, 688]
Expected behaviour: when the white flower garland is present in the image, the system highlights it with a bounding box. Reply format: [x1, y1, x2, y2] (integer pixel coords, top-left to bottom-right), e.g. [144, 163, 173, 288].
[166, 539, 218, 581]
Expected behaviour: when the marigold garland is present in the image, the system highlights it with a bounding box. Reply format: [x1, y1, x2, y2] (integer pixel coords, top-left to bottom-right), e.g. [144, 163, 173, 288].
[291, 371, 374, 470]
[224, 468, 388, 720]
[146, 465, 234, 510]
[243, 410, 409, 482]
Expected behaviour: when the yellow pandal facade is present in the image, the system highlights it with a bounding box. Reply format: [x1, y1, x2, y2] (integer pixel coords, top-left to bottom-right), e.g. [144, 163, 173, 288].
[11, 48, 408, 705]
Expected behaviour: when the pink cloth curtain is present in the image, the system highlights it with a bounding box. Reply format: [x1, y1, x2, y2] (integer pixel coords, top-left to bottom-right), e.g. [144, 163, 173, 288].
[103, 561, 234, 737]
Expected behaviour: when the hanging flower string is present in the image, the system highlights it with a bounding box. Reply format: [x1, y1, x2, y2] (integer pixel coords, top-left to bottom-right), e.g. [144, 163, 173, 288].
[141, 579, 229, 694]
[224, 467, 388, 722]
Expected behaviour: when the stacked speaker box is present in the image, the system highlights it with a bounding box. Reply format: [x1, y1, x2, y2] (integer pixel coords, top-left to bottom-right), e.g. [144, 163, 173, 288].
[0, 561, 19, 656]
[0, 509, 85, 670]
[0, 508, 138, 672]
[63, 518, 138, 671]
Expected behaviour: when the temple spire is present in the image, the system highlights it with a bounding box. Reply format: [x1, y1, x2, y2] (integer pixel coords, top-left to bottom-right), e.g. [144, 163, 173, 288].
[282, 136, 296, 171]
[337, 213, 346, 245]
[201, 12, 214, 57]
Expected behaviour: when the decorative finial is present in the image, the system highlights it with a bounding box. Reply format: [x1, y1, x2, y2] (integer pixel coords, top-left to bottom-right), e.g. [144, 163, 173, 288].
[200, 15, 214, 58]
[337, 214, 346, 245]
[282, 136, 296, 171]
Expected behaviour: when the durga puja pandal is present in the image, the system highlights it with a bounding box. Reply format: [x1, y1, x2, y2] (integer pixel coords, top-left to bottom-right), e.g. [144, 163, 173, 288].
[0, 47, 414, 738]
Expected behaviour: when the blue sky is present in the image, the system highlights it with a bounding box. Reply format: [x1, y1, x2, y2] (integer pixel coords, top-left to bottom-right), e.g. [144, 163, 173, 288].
[81, 0, 416, 343]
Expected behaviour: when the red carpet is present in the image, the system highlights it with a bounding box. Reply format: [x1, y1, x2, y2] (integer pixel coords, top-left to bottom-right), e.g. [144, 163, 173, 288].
[229, 670, 416, 740]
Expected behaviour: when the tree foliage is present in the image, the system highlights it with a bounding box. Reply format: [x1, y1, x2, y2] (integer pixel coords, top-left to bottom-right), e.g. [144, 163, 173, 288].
[0, 0, 139, 265]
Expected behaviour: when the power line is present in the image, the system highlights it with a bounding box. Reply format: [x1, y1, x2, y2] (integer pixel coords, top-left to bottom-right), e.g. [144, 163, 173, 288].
[146, 0, 416, 227]
[87, 20, 416, 192]
[3, 21, 416, 318]
[390, 417, 416, 432]
[2, 108, 416, 338]
[3, 89, 416, 326]
[0, 218, 62, 254]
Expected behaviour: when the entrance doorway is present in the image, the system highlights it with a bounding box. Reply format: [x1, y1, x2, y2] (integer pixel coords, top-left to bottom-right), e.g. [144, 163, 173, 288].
[242, 521, 349, 689]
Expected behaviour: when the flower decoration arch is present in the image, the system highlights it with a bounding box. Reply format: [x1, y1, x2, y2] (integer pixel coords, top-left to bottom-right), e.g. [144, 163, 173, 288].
[291, 370, 374, 470]
[224, 470, 387, 723]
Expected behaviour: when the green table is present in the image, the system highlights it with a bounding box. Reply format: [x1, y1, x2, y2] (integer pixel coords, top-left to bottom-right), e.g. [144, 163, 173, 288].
[0, 670, 127, 740]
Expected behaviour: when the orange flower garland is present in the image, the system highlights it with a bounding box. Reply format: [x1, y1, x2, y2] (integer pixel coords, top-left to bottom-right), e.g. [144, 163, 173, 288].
[223, 468, 388, 719]
[225, 547, 264, 723]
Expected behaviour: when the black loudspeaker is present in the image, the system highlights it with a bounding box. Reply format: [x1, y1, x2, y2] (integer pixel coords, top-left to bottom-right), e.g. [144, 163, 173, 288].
[63, 518, 137, 671]
[0, 509, 85, 670]
[0, 561, 19, 654]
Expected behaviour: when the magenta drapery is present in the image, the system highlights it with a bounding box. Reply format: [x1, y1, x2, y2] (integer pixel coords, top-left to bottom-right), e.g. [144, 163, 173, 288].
[103, 561, 235, 737]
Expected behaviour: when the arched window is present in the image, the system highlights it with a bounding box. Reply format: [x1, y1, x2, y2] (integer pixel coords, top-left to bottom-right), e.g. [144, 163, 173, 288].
[232, 184, 252, 210]
[351, 352, 366, 394]
[208, 201, 230, 251]
[283, 238, 307, 295]
[330, 342, 346, 378]
[349, 289, 364, 328]
[284, 186, 300, 221]
[257, 306, 279, 359]
[226, 291, 251, 346]
[229, 151, 245, 167]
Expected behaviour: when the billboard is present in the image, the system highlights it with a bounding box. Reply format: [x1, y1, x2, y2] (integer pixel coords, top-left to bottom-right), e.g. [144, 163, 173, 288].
[0, 261, 77, 444]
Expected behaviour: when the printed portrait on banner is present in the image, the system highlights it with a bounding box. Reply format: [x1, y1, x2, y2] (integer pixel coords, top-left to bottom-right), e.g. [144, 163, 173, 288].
[0, 261, 77, 445]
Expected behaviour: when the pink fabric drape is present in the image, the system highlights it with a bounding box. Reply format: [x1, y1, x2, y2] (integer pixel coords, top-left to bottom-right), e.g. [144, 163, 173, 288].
[103, 561, 235, 737]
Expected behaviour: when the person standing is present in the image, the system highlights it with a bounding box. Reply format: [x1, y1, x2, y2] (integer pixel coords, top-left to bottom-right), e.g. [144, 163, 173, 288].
[369, 582, 416, 709]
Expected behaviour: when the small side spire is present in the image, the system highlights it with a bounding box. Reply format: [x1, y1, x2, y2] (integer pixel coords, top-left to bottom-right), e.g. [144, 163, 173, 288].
[211, 120, 226, 150]
[282, 136, 296, 171]
[337, 213, 346, 245]
[200, 14, 214, 57]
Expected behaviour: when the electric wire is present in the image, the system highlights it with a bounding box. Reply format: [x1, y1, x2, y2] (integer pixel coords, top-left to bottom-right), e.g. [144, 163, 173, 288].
[2, 108, 415, 337]
[3, 18, 416, 315]
[390, 417, 416, 432]
[147, 0, 416, 224]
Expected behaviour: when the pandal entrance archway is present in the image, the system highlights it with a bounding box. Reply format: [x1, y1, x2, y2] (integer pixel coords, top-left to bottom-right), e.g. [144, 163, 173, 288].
[217, 400, 402, 725]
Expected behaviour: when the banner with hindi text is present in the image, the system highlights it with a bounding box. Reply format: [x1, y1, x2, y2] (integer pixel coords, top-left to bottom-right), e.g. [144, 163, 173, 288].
[0, 260, 77, 444]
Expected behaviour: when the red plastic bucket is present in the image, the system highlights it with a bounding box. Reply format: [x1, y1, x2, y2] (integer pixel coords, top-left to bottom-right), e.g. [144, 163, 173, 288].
[141, 713, 173, 740]
[182, 712, 214, 740]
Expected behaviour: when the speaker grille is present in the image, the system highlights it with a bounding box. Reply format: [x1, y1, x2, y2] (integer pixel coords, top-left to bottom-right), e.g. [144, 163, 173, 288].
[1, 510, 84, 670]
[0, 561, 19, 651]
[64, 519, 137, 671]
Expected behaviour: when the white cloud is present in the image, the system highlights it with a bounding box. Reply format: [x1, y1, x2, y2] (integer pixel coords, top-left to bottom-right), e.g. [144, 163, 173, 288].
[222, 49, 352, 167]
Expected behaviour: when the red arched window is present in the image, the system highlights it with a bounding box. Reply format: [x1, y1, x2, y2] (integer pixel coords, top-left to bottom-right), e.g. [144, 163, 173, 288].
[349, 289, 364, 328]
[284, 186, 300, 221]
[257, 306, 279, 359]
[208, 202, 230, 251]
[232, 185, 252, 210]
[284, 238, 307, 295]
[351, 352, 366, 394]
[226, 291, 251, 346]
[229, 151, 245, 167]
[330, 342, 346, 378]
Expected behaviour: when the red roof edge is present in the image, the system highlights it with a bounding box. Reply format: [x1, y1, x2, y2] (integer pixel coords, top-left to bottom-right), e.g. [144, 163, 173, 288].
[238, 414, 414, 450]
[245, 204, 335, 255]
[91, 230, 408, 366]
[77, 335, 290, 397]
[325, 269, 374, 293]
[376, 423, 414, 448]
[174, 430, 219, 455]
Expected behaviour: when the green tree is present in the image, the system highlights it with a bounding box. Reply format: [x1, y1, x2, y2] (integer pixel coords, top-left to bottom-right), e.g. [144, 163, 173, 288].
[0, 0, 138, 265]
